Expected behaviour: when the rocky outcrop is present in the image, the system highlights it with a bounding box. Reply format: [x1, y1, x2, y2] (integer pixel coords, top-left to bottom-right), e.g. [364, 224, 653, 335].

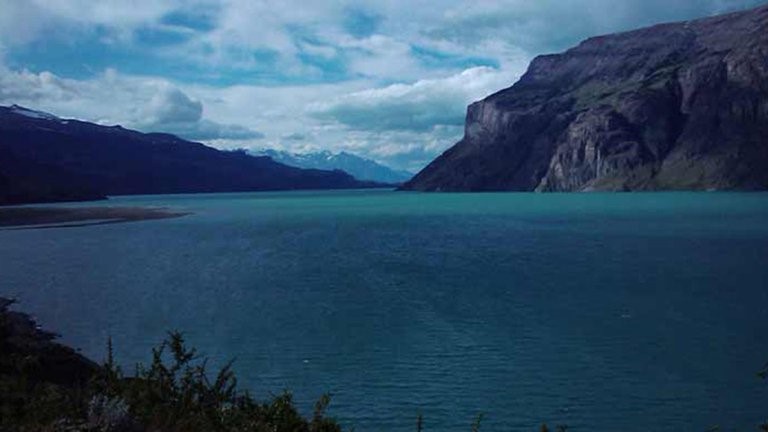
[402, 4, 768, 191]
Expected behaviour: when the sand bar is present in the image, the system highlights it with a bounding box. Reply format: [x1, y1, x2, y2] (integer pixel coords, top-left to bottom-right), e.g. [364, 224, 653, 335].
[0, 206, 189, 229]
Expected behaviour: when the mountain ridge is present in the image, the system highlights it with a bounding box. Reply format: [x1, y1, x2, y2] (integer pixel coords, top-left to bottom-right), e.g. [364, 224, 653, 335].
[0, 105, 382, 205]
[252, 148, 413, 184]
[402, 4, 768, 192]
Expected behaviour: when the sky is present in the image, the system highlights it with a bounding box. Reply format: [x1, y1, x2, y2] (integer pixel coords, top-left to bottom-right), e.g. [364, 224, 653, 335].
[0, 0, 765, 171]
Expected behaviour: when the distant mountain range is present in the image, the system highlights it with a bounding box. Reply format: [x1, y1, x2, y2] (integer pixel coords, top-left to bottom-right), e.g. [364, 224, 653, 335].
[403, 4, 768, 191]
[0, 105, 381, 205]
[252, 149, 413, 184]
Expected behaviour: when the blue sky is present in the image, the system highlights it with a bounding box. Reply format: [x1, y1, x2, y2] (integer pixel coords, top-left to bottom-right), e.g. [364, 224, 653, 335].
[0, 0, 765, 171]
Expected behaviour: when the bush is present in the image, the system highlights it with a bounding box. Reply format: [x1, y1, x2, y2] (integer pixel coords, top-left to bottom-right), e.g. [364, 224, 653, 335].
[2, 298, 767, 431]
[90, 331, 343, 432]
[0, 305, 342, 432]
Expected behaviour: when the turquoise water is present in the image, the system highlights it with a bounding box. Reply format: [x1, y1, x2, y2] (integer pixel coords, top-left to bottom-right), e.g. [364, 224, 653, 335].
[2, 190, 768, 431]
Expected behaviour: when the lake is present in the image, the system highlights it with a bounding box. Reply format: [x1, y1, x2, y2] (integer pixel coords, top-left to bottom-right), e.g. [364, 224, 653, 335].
[2, 190, 768, 431]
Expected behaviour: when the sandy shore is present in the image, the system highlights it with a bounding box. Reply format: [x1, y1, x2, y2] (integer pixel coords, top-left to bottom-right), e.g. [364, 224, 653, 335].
[0, 206, 190, 229]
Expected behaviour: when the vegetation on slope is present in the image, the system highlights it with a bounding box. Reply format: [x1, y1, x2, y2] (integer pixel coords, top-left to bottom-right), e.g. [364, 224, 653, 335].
[2, 297, 766, 431]
[0, 298, 341, 432]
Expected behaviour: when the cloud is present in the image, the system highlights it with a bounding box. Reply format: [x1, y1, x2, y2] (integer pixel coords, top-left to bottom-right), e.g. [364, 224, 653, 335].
[342, 8, 382, 38]
[340, 34, 427, 81]
[0, 1, 52, 46]
[281, 132, 306, 141]
[299, 42, 337, 60]
[151, 119, 265, 141]
[0, 65, 263, 141]
[1, 0, 766, 171]
[143, 87, 202, 124]
[161, 6, 220, 32]
[308, 66, 518, 132]
[431, 0, 768, 54]
[136, 86, 263, 140]
[0, 0, 182, 47]
[3, 0, 764, 77]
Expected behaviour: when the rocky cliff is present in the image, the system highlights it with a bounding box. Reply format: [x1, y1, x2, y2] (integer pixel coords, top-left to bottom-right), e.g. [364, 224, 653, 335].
[402, 4, 768, 191]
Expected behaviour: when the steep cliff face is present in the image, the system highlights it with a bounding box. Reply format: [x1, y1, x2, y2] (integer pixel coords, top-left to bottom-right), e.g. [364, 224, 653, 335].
[403, 5, 768, 191]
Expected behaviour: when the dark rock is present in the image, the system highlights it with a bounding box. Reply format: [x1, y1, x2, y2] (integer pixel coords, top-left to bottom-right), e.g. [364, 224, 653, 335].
[402, 4, 768, 191]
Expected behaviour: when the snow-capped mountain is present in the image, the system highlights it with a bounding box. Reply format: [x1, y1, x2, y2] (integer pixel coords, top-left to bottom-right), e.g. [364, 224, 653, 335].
[253, 149, 413, 184]
[8, 104, 62, 121]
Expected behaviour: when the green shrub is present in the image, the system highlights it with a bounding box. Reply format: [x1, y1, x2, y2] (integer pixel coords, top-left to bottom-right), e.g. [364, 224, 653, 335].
[0, 308, 342, 432]
[2, 299, 767, 431]
[88, 331, 342, 432]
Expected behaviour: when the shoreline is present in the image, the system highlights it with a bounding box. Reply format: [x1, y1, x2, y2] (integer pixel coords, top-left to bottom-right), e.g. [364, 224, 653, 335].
[0, 206, 190, 229]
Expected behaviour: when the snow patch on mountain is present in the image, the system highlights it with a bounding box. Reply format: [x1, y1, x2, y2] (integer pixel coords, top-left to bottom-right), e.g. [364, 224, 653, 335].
[9, 104, 61, 121]
[252, 149, 413, 184]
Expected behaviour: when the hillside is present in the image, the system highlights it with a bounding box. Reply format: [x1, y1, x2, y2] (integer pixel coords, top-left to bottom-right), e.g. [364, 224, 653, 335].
[0, 105, 379, 205]
[402, 4, 768, 191]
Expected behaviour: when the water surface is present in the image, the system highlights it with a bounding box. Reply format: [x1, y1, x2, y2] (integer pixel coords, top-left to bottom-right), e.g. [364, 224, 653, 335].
[2, 190, 767, 431]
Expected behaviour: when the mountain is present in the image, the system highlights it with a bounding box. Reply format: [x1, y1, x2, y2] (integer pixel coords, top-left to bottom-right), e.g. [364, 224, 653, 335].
[253, 149, 413, 184]
[402, 4, 768, 192]
[0, 105, 380, 205]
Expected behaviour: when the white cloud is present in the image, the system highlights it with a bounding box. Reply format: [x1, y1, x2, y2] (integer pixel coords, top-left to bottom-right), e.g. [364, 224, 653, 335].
[0, 0, 182, 46]
[431, 0, 767, 54]
[300, 42, 337, 60]
[153, 119, 264, 141]
[1, 0, 765, 171]
[308, 66, 522, 131]
[0, 65, 263, 141]
[32, 0, 178, 26]
[340, 34, 427, 81]
[143, 87, 202, 124]
[178, 75, 475, 171]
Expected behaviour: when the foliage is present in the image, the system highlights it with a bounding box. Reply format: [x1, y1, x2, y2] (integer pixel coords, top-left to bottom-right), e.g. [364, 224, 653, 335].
[2, 298, 767, 431]
[90, 331, 343, 432]
[0, 298, 90, 430]
[0, 307, 342, 432]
